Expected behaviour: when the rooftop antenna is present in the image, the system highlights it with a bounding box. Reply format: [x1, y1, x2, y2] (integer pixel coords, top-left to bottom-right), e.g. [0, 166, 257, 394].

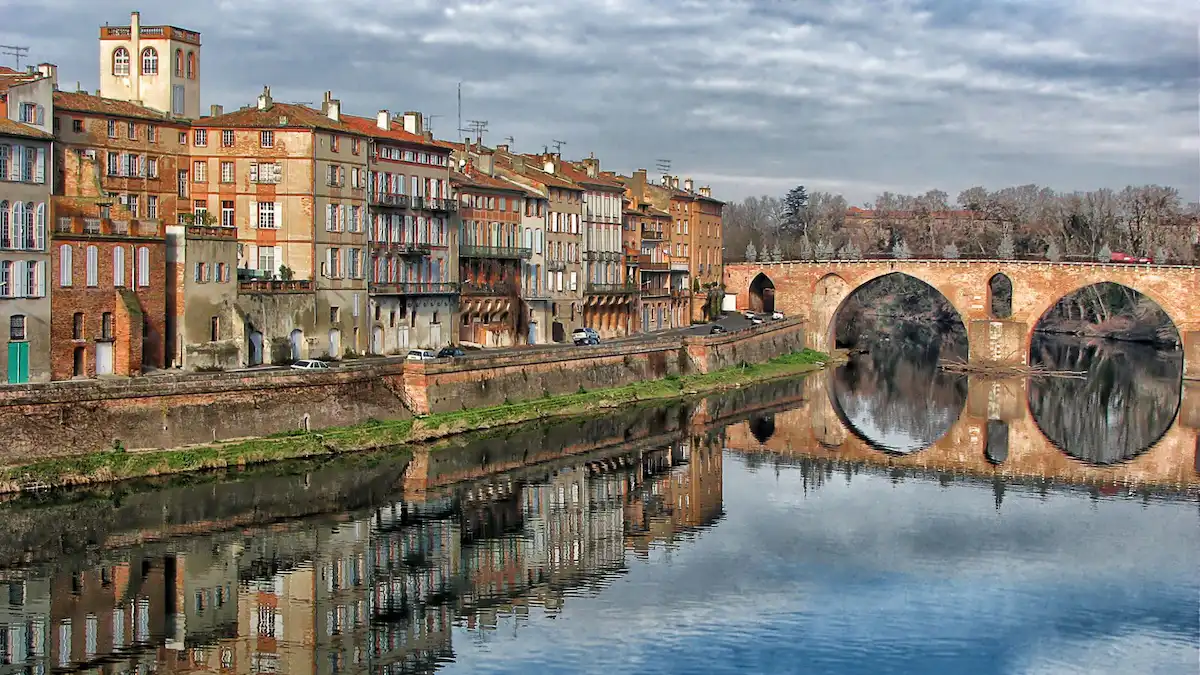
[465, 119, 488, 145]
[503, 135, 514, 146]
[0, 45, 30, 70]
[551, 139, 566, 155]
[457, 81, 463, 145]
[423, 114, 443, 133]
[655, 159, 671, 174]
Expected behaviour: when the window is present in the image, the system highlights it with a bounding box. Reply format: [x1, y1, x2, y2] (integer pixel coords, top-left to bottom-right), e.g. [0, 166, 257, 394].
[193, 200, 207, 221]
[175, 49, 184, 77]
[210, 316, 219, 341]
[216, 262, 227, 282]
[193, 160, 207, 183]
[113, 47, 130, 76]
[18, 103, 35, 124]
[0, 261, 8, 297]
[101, 313, 113, 340]
[137, 247, 150, 287]
[172, 85, 184, 116]
[330, 135, 340, 152]
[179, 131, 187, 144]
[107, 120, 118, 138]
[256, 202, 277, 229]
[59, 245, 72, 286]
[141, 47, 158, 75]
[147, 157, 158, 178]
[260, 130, 274, 148]
[71, 119, 83, 133]
[147, 125, 157, 142]
[147, 195, 158, 220]
[85, 245, 98, 286]
[72, 312, 84, 340]
[194, 129, 207, 147]
[113, 247, 126, 286]
[9, 315, 25, 341]
[194, 262, 204, 282]
[348, 248, 360, 278]
[257, 246, 276, 275]
[186, 51, 196, 79]
[221, 200, 234, 228]
[221, 130, 234, 147]
[126, 121, 136, 139]
[351, 138, 360, 154]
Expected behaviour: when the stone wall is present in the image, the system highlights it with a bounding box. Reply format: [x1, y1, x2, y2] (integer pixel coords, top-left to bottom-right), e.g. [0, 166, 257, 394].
[0, 320, 807, 461]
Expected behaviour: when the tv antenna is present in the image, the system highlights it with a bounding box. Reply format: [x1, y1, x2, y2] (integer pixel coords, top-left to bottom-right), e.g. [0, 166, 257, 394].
[0, 45, 29, 70]
[503, 135, 514, 146]
[655, 159, 671, 173]
[464, 119, 488, 145]
[551, 139, 566, 155]
[423, 114, 442, 133]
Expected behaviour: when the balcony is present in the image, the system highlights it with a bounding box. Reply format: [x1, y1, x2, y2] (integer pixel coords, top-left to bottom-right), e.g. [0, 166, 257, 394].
[670, 261, 689, 272]
[55, 216, 163, 238]
[185, 225, 238, 240]
[410, 196, 425, 210]
[638, 255, 668, 272]
[460, 245, 532, 260]
[395, 242, 432, 257]
[239, 279, 313, 294]
[461, 282, 518, 296]
[546, 260, 567, 272]
[640, 228, 664, 240]
[586, 283, 639, 295]
[641, 285, 670, 298]
[369, 192, 410, 209]
[426, 197, 453, 212]
[371, 281, 459, 295]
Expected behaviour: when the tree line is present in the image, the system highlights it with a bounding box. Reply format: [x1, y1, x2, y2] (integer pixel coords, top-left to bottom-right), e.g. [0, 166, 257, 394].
[724, 184, 1200, 263]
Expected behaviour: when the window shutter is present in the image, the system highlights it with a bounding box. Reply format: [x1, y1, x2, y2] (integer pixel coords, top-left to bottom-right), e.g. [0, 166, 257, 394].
[34, 261, 44, 296]
[9, 148, 19, 181]
[249, 200, 258, 228]
[324, 248, 332, 277]
[34, 148, 45, 183]
[339, 205, 347, 231]
[60, 245, 72, 287]
[339, 248, 346, 278]
[325, 204, 333, 232]
[273, 247, 281, 276]
[34, 204, 44, 250]
[249, 163, 258, 182]
[13, 261, 25, 297]
[248, 243, 258, 270]
[274, 202, 281, 230]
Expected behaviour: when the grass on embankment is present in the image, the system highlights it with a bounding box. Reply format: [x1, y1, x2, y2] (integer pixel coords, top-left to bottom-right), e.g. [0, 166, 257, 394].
[0, 348, 832, 492]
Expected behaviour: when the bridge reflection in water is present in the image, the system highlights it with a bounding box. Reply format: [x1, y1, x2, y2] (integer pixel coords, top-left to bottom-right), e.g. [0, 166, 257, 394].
[725, 367, 1200, 490]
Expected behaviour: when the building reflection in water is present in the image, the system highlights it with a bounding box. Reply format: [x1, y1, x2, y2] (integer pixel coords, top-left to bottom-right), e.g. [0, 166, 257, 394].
[0, 436, 724, 675]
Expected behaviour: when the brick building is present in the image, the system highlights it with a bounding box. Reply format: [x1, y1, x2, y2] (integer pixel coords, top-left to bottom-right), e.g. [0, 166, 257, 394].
[341, 109, 456, 353]
[97, 11, 202, 119]
[620, 170, 691, 330]
[623, 198, 673, 333]
[0, 66, 55, 383]
[196, 88, 369, 363]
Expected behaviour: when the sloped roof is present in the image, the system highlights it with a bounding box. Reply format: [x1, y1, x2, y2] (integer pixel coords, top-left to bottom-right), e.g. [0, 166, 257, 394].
[53, 91, 177, 123]
[557, 160, 625, 191]
[0, 117, 53, 140]
[339, 113, 449, 151]
[197, 101, 363, 133]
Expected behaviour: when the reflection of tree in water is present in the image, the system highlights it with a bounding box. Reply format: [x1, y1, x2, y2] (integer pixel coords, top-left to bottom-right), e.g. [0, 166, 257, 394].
[832, 330, 968, 454]
[1028, 335, 1182, 464]
[835, 274, 969, 353]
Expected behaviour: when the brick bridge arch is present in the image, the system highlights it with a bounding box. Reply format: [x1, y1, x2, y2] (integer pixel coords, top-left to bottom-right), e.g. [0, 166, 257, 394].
[723, 370, 1200, 489]
[725, 260, 1200, 378]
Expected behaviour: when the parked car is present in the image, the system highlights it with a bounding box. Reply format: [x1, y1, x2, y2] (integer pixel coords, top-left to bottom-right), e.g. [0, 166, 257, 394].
[709, 324, 727, 335]
[751, 316, 764, 326]
[743, 311, 756, 320]
[437, 346, 466, 359]
[406, 349, 437, 361]
[572, 327, 600, 346]
[290, 359, 330, 371]
[772, 311, 784, 320]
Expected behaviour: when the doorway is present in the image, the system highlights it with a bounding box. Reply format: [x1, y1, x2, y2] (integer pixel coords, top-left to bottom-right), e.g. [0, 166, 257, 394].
[6, 342, 28, 384]
[289, 329, 303, 361]
[72, 346, 85, 377]
[95, 341, 114, 375]
[248, 330, 264, 366]
[372, 326, 383, 355]
[328, 328, 342, 357]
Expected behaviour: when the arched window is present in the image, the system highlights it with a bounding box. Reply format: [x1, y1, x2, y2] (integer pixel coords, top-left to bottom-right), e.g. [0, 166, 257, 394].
[0, 200, 8, 248]
[186, 51, 196, 79]
[113, 247, 126, 287]
[10, 203, 24, 250]
[59, 244, 73, 287]
[175, 49, 184, 77]
[137, 246, 150, 287]
[23, 203, 34, 249]
[141, 47, 158, 75]
[86, 245, 98, 287]
[113, 47, 130, 76]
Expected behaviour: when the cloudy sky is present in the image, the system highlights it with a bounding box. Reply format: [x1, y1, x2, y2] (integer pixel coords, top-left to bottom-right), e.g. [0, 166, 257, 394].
[2, 0, 1196, 204]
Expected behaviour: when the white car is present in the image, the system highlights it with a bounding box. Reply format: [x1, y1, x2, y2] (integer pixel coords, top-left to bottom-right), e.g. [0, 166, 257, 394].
[406, 349, 437, 361]
[772, 311, 784, 320]
[751, 316, 764, 325]
[743, 311, 756, 320]
[291, 359, 331, 371]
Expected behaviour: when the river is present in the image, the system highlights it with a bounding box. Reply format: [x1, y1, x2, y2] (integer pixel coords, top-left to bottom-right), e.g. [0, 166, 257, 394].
[0, 337, 1195, 674]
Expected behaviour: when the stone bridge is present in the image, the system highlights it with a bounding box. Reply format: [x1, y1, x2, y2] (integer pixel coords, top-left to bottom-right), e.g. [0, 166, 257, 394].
[724, 370, 1200, 489]
[724, 260, 1200, 378]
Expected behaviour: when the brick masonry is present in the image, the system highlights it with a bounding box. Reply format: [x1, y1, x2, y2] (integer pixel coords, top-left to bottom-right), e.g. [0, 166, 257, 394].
[726, 260, 1200, 378]
[0, 320, 806, 462]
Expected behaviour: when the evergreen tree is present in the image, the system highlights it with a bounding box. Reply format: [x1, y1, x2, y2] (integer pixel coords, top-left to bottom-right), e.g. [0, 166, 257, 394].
[745, 242, 757, 262]
[781, 185, 809, 232]
[892, 238, 912, 259]
[1097, 243, 1112, 262]
[771, 242, 783, 262]
[1155, 246, 1168, 263]
[998, 231, 1015, 259]
[1046, 240, 1061, 262]
[943, 243, 959, 259]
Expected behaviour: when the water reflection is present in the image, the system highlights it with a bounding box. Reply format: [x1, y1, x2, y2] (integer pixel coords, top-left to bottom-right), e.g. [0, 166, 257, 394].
[832, 336, 968, 454]
[0, 439, 723, 675]
[1029, 334, 1183, 463]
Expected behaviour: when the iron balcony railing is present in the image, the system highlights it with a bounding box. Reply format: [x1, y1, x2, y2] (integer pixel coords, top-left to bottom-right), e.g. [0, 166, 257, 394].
[370, 281, 459, 295]
[460, 245, 532, 260]
[586, 283, 639, 295]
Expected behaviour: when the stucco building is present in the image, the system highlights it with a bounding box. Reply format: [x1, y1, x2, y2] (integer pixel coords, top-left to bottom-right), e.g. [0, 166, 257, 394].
[196, 88, 370, 363]
[0, 67, 54, 383]
[98, 11, 202, 119]
[342, 109, 456, 353]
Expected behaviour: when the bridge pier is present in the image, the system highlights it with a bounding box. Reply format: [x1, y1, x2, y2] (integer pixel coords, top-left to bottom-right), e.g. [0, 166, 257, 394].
[965, 319, 1030, 366]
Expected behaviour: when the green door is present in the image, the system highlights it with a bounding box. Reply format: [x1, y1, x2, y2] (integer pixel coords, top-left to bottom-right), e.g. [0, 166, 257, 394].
[7, 342, 28, 384]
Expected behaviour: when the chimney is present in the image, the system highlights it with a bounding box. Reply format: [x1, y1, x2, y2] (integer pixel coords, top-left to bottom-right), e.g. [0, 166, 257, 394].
[684, 178, 694, 192]
[699, 186, 712, 198]
[543, 160, 555, 174]
[209, 104, 223, 117]
[582, 156, 599, 178]
[257, 86, 272, 111]
[376, 110, 389, 130]
[321, 91, 340, 122]
[402, 112, 421, 135]
[496, 144, 509, 153]
[671, 176, 680, 189]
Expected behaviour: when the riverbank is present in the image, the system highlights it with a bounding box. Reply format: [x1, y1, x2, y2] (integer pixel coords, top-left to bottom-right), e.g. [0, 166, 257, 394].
[0, 348, 834, 493]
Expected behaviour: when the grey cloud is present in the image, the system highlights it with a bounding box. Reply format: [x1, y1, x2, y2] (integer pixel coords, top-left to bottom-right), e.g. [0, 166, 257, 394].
[0, 0, 1194, 203]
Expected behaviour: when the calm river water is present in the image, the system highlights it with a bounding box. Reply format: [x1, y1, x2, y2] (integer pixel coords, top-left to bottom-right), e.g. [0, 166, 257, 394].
[0, 337, 1195, 675]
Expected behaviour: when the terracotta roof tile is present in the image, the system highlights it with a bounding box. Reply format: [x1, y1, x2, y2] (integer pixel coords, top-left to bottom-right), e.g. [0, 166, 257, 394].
[557, 160, 624, 190]
[339, 113, 448, 150]
[53, 91, 178, 123]
[497, 156, 581, 191]
[452, 168, 526, 194]
[197, 102, 362, 133]
[0, 117, 53, 140]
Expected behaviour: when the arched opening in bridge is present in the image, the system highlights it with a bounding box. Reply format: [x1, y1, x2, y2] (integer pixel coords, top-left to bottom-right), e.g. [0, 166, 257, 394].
[988, 273, 1012, 319]
[748, 413, 776, 445]
[748, 273, 775, 314]
[827, 273, 969, 455]
[1028, 282, 1182, 464]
